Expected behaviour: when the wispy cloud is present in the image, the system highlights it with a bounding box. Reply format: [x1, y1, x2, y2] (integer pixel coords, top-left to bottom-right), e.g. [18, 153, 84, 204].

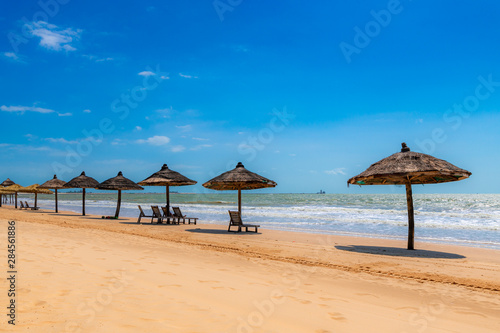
[176, 125, 192, 132]
[1, 105, 55, 114]
[26, 21, 81, 51]
[3, 52, 19, 61]
[83, 109, 91, 113]
[136, 135, 170, 146]
[135, 126, 142, 131]
[192, 137, 209, 141]
[57, 112, 72, 117]
[179, 73, 198, 79]
[138, 71, 155, 77]
[324, 168, 346, 175]
[171, 145, 186, 152]
[83, 55, 114, 62]
[45, 137, 79, 144]
[190, 144, 212, 151]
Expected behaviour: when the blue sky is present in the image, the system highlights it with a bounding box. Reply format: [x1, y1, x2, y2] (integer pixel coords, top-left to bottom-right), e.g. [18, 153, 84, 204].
[1, 0, 499, 194]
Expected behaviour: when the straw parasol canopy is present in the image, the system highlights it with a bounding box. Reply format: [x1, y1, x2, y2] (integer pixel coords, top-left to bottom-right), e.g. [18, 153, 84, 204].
[203, 162, 277, 214]
[348, 142, 471, 250]
[22, 184, 54, 209]
[39, 175, 67, 213]
[1, 178, 15, 187]
[3, 184, 26, 209]
[96, 171, 143, 218]
[138, 164, 197, 212]
[63, 171, 100, 216]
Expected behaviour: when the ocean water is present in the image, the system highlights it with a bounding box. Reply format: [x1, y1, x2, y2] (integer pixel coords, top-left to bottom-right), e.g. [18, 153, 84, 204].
[17, 192, 500, 250]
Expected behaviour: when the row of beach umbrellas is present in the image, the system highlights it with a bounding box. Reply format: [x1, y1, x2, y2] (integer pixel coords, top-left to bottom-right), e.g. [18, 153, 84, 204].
[1, 143, 471, 250]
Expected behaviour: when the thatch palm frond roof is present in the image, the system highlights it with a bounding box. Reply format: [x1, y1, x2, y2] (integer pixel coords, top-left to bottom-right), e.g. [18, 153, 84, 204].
[39, 175, 67, 189]
[23, 184, 54, 194]
[203, 162, 277, 190]
[138, 164, 197, 186]
[347, 143, 471, 186]
[1, 178, 15, 187]
[64, 171, 100, 189]
[97, 171, 144, 191]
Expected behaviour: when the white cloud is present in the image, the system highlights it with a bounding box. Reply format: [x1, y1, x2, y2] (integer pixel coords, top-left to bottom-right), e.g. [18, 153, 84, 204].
[3, 52, 19, 60]
[1, 105, 55, 114]
[192, 137, 209, 141]
[26, 21, 81, 52]
[176, 125, 192, 132]
[135, 126, 142, 131]
[179, 73, 198, 79]
[160, 75, 169, 80]
[324, 168, 347, 176]
[96, 57, 114, 62]
[45, 137, 79, 144]
[83, 109, 91, 113]
[190, 144, 212, 151]
[171, 145, 186, 152]
[138, 71, 155, 77]
[57, 112, 72, 117]
[136, 135, 170, 146]
[289, 153, 296, 157]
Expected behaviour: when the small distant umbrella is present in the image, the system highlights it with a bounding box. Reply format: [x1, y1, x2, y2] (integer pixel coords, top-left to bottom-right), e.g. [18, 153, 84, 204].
[22, 184, 54, 208]
[3, 184, 25, 209]
[1, 178, 16, 207]
[347, 143, 471, 250]
[63, 172, 100, 216]
[203, 162, 277, 215]
[39, 175, 67, 213]
[138, 164, 197, 212]
[96, 171, 143, 218]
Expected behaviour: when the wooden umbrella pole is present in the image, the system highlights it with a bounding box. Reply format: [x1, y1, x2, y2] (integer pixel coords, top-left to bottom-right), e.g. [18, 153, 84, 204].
[35, 193, 38, 208]
[82, 188, 86, 216]
[166, 185, 170, 211]
[405, 179, 415, 250]
[0, 194, 2, 207]
[15, 192, 18, 209]
[238, 188, 242, 215]
[55, 189, 59, 213]
[115, 190, 121, 218]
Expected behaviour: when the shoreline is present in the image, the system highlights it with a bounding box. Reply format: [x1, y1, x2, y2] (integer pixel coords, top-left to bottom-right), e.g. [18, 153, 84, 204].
[1, 207, 500, 332]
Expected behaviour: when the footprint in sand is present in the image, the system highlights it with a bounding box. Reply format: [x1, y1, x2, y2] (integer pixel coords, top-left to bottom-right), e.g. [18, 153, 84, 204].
[35, 301, 47, 306]
[328, 312, 346, 321]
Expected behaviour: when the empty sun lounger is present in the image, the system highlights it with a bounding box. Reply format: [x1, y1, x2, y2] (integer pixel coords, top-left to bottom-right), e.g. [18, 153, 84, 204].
[19, 201, 26, 209]
[161, 206, 178, 224]
[151, 206, 164, 224]
[172, 207, 198, 225]
[228, 210, 259, 232]
[25, 201, 39, 210]
[137, 205, 154, 223]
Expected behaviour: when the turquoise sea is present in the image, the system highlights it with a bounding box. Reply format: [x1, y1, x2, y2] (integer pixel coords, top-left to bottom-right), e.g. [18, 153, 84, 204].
[18, 192, 500, 250]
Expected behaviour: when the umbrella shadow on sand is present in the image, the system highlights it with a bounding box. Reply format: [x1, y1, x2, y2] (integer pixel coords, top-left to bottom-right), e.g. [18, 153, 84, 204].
[186, 228, 261, 235]
[335, 245, 466, 259]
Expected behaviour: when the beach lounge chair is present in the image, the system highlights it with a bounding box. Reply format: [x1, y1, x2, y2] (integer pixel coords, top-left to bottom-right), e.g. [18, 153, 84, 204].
[151, 206, 164, 224]
[25, 201, 39, 210]
[172, 207, 198, 225]
[137, 205, 154, 223]
[161, 206, 178, 224]
[19, 201, 26, 209]
[228, 210, 259, 232]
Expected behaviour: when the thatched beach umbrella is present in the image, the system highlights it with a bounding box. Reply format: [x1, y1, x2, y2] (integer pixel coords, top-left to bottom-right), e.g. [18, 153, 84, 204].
[1, 178, 16, 207]
[3, 184, 25, 209]
[63, 172, 100, 216]
[203, 162, 277, 214]
[23, 184, 54, 209]
[138, 164, 197, 212]
[347, 143, 471, 250]
[96, 171, 143, 218]
[38, 175, 67, 213]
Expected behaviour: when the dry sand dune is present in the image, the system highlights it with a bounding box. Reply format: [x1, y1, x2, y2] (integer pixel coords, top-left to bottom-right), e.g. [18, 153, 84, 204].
[1, 207, 499, 332]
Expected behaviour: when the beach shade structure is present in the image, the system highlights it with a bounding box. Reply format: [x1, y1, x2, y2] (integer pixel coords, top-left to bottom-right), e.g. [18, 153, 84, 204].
[96, 171, 144, 218]
[63, 172, 100, 216]
[38, 175, 67, 213]
[22, 184, 54, 209]
[347, 142, 471, 250]
[3, 184, 26, 209]
[203, 162, 277, 215]
[0, 178, 16, 208]
[138, 164, 197, 212]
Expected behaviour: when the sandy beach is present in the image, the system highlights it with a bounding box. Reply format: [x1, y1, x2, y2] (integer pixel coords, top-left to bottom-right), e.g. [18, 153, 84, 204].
[1, 206, 499, 332]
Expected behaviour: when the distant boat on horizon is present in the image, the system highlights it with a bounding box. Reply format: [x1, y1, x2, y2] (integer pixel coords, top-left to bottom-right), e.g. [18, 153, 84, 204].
[317, 190, 325, 194]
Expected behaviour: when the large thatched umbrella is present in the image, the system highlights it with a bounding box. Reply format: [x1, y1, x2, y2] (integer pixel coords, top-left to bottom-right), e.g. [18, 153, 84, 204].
[347, 143, 471, 250]
[1, 178, 16, 207]
[3, 184, 25, 209]
[38, 175, 67, 213]
[203, 162, 277, 214]
[96, 171, 143, 218]
[23, 184, 54, 209]
[138, 164, 196, 212]
[63, 172, 100, 216]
